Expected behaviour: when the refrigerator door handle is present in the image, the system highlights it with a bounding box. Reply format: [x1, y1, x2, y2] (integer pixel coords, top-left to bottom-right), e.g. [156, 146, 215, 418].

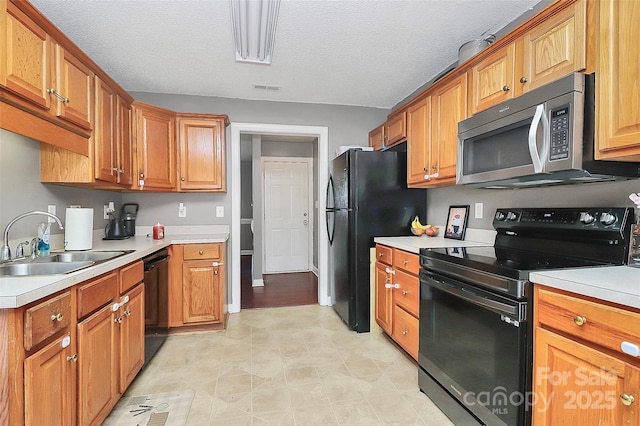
[326, 175, 335, 245]
[326, 210, 335, 245]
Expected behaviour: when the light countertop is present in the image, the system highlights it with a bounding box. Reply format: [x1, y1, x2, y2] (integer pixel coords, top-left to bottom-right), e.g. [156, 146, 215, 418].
[374, 227, 496, 254]
[0, 232, 228, 309]
[531, 266, 640, 310]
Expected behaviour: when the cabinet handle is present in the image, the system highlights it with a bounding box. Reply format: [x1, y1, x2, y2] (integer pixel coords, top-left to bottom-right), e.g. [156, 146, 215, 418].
[181, 177, 185, 181]
[378, 252, 383, 257]
[214, 269, 218, 275]
[402, 329, 409, 335]
[139, 173, 145, 178]
[114, 316, 123, 324]
[520, 76, 528, 83]
[402, 289, 409, 295]
[503, 85, 510, 92]
[573, 315, 587, 326]
[423, 167, 428, 172]
[47, 88, 69, 103]
[66, 354, 78, 363]
[199, 250, 204, 255]
[124, 309, 132, 316]
[620, 393, 635, 406]
[51, 313, 64, 322]
[432, 165, 437, 170]
[402, 259, 408, 266]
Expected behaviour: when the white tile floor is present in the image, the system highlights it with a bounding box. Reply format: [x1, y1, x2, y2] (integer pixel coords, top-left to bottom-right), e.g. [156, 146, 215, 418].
[121, 305, 455, 425]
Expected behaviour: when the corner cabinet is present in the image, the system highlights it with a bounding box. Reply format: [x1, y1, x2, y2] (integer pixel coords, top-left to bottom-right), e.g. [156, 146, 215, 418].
[176, 113, 229, 191]
[533, 285, 640, 425]
[375, 244, 420, 360]
[595, 0, 640, 161]
[132, 101, 176, 191]
[168, 243, 226, 328]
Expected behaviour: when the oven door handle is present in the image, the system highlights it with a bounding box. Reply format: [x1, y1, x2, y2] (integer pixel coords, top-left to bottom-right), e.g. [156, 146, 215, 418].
[426, 277, 523, 319]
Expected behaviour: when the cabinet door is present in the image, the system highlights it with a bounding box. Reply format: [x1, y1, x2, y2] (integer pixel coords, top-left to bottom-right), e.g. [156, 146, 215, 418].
[521, 0, 586, 92]
[24, 334, 75, 426]
[94, 76, 117, 183]
[134, 103, 176, 189]
[117, 96, 133, 185]
[182, 260, 222, 324]
[469, 43, 516, 114]
[407, 96, 431, 187]
[430, 74, 467, 184]
[392, 305, 419, 360]
[2, 2, 52, 110]
[374, 261, 393, 334]
[369, 124, 385, 150]
[54, 44, 93, 130]
[119, 284, 144, 393]
[178, 117, 225, 191]
[385, 112, 407, 147]
[596, 0, 640, 161]
[534, 327, 640, 425]
[77, 303, 118, 426]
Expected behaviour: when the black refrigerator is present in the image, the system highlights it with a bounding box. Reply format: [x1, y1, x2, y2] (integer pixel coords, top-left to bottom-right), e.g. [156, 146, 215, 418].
[326, 149, 426, 332]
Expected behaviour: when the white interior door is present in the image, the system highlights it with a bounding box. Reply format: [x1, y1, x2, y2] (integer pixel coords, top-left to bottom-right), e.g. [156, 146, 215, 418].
[263, 158, 312, 273]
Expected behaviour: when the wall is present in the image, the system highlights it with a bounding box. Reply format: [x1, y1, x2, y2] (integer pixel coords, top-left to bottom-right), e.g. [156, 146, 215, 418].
[427, 179, 640, 231]
[0, 129, 122, 248]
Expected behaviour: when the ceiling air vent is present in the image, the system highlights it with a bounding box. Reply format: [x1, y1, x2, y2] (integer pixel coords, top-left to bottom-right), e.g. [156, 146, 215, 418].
[253, 84, 281, 91]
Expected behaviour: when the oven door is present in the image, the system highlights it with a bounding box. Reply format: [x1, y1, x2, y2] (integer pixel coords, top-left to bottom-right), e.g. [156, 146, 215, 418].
[418, 269, 532, 426]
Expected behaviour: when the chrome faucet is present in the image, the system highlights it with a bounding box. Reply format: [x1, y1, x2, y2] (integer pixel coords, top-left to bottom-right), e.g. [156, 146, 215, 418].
[1, 211, 64, 261]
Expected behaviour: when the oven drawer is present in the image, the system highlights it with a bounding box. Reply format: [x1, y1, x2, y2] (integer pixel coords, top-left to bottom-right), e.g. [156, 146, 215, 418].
[394, 269, 419, 317]
[376, 244, 393, 266]
[536, 287, 640, 357]
[393, 305, 418, 360]
[393, 249, 419, 275]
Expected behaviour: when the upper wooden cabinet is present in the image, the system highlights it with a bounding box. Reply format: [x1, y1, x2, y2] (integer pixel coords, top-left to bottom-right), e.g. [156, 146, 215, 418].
[469, 43, 516, 115]
[132, 101, 176, 191]
[520, 0, 586, 93]
[385, 111, 407, 147]
[595, 0, 640, 161]
[176, 113, 229, 192]
[407, 96, 431, 186]
[53, 42, 94, 131]
[369, 124, 385, 150]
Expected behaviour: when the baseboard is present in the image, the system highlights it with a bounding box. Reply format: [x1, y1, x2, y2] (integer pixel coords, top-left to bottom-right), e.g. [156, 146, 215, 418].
[252, 278, 264, 287]
[311, 265, 318, 276]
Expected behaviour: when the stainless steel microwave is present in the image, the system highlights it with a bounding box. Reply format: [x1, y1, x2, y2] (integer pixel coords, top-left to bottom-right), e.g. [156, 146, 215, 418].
[457, 73, 640, 189]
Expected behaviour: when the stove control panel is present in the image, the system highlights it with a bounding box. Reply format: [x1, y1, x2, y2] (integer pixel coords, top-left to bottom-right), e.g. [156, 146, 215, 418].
[493, 207, 634, 232]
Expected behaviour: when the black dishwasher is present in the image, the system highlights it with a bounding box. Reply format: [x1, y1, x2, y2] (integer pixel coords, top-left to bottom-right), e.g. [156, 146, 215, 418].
[142, 248, 169, 367]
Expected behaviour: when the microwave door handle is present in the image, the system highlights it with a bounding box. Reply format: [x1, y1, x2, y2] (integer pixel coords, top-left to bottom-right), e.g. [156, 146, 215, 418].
[528, 104, 548, 173]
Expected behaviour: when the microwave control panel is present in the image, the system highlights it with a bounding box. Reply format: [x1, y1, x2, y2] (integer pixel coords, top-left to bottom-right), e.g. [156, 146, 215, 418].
[549, 106, 570, 161]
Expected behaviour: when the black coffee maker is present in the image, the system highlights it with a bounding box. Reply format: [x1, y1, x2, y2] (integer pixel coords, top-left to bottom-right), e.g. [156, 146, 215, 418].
[121, 203, 139, 237]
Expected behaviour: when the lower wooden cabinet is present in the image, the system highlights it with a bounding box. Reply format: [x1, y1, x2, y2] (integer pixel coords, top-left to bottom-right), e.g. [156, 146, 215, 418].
[24, 333, 76, 426]
[169, 243, 226, 328]
[0, 260, 144, 426]
[374, 244, 420, 360]
[533, 285, 640, 425]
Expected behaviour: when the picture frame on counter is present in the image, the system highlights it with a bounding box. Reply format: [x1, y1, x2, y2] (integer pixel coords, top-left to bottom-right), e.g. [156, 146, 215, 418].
[445, 205, 469, 240]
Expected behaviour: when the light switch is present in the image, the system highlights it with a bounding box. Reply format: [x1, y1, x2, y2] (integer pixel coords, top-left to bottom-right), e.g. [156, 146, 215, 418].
[47, 205, 56, 222]
[216, 206, 224, 218]
[475, 203, 483, 219]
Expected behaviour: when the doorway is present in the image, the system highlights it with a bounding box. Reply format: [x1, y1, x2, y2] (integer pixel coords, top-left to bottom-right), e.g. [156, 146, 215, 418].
[230, 123, 329, 314]
[263, 157, 313, 273]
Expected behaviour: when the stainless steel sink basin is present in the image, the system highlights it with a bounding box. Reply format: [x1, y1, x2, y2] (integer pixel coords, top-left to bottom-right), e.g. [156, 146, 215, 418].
[41, 250, 132, 263]
[0, 261, 94, 276]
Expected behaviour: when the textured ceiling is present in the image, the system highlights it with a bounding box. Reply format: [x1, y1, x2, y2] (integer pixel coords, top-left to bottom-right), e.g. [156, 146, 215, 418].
[30, 0, 542, 109]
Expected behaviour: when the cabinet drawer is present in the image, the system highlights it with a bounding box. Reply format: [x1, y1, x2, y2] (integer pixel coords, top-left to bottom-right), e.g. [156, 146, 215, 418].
[376, 244, 393, 266]
[183, 243, 221, 260]
[392, 305, 419, 360]
[120, 260, 143, 294]
[24, 291, 72, 350]
[77, 272, 118, 319]
[392, 249, 419, 275]
[536, 287, 640, 357]
[394, 269, 419, 317]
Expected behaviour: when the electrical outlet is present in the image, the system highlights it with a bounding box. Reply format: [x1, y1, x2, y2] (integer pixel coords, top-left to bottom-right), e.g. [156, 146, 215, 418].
[47, 205, 56, 223]
[475, 202, 483, 219]
[178, 202, 187, 218]
[216, 206, 224, 218]
[103, 201, 115, 219]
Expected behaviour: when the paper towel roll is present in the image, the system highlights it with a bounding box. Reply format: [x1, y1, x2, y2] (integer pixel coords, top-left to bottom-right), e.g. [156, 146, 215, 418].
[64, 208, 94, 250]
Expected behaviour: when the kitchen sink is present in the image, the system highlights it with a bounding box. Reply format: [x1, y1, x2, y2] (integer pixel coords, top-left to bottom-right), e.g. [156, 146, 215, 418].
[38, 250, 133, 263]
[0, 261, 95, 276]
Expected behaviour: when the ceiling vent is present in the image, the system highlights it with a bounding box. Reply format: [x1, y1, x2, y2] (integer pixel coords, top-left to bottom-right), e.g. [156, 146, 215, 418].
[253, 84, 281, 91]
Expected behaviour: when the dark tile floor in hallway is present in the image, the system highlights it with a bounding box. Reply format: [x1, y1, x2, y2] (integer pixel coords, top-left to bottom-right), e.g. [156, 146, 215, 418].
[240, 255, 318, 309]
